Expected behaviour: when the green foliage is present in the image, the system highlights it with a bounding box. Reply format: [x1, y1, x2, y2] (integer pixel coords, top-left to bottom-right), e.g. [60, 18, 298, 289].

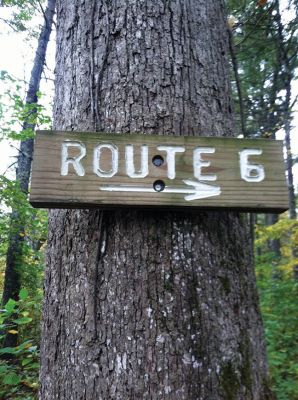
[0, 0, 46, 34]
[0, 16, 50, 396]
[0, 176, 47, 239]
[256, 218, 298, 400]
[0, 175, 47, 295]
[0, 70, 52, 141]
[227, 0, 298, 138]
[227, 7, 298, 396]
[0, 66, 47, 397]
[256, 218, 298, 274]
[0, 290, 41, 399]
[0, 68, 49, 296]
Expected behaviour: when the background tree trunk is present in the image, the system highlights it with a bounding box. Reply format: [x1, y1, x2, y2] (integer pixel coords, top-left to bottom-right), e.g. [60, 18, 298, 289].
[274, 0, 296, 221]
[265, 213, 281, 260]
[40, 1, 273, 398]
[1, 0, 55, 350]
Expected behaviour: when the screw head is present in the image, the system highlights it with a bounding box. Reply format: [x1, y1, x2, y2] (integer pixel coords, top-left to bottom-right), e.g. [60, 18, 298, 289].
[152, 155, 164, 167]
[153, 180, 165, 192]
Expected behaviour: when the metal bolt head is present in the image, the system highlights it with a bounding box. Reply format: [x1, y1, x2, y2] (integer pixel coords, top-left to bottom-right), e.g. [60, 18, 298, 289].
[152, 155, 164, 167]
[153, 180, 165, 192]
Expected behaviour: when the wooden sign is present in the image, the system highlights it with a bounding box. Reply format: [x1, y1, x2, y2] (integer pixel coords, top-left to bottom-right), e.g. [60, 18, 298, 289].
[29, 130, 289, 212]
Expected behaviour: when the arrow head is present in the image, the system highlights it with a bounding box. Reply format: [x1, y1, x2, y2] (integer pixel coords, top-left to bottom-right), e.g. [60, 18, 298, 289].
[183, 180, 221, 201]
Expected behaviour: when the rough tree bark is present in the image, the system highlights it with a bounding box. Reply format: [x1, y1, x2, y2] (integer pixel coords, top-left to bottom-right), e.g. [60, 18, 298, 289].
[40, 1, 273, 399]
[1, 0, 56, 350]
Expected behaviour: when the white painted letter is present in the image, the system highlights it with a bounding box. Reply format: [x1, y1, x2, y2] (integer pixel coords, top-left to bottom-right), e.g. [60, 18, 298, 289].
[157, 146, 185, 179]
[93, 144, 118, 178]
[193, 147, 216, 181]
[125, 145, 149, 178]
[61, 141, 86, 176]
[239, 149, 265, 182]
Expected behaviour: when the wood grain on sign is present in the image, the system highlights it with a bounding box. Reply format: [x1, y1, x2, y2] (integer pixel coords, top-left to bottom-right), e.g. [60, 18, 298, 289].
[29, 130, 288, 212]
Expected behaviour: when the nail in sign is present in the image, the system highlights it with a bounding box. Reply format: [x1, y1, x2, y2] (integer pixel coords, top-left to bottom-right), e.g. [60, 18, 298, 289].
[29, 131, 288, 212]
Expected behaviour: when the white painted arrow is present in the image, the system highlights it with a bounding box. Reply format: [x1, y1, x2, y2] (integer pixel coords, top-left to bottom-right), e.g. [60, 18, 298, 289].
[179, 180, 221, 201]
[99, 180, 221, 201]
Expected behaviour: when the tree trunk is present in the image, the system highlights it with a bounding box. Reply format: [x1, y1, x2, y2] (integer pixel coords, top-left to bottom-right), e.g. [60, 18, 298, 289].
[275, 0, 297, 278]
[275, 0, 297, 219]
[228, 27, 246, 138]
[1, 0, 56, 350]
[272, 0, 296, 220]
[265, 213, 281, 261]
[40, 1, 273, 399]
